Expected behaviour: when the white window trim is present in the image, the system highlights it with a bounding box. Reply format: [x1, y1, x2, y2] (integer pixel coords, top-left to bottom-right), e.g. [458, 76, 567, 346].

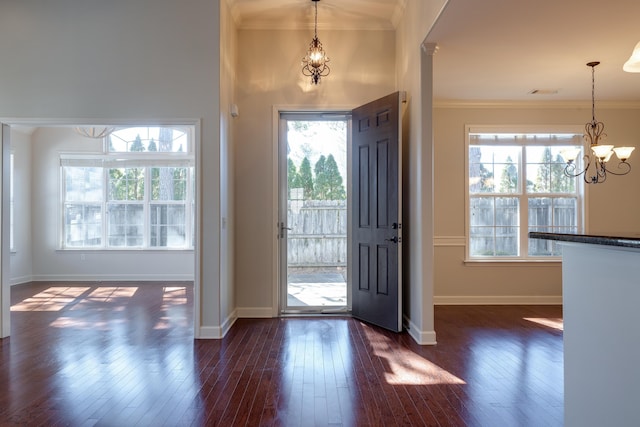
[59, 156, 195, 251]
[464, 124, 586, 262]
[9, 151, 14, 253]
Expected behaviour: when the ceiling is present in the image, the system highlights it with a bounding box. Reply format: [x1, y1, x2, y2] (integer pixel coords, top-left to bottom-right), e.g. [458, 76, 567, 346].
[228, 0, 640, 104]
[228, 0, 404, 30]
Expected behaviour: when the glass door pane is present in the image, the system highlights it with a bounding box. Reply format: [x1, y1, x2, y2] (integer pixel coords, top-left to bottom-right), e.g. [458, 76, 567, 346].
[282, 116, 348, 312]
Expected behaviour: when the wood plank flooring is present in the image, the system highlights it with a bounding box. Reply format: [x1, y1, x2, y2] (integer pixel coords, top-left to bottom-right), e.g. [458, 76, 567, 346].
[0, 282, 563, 426]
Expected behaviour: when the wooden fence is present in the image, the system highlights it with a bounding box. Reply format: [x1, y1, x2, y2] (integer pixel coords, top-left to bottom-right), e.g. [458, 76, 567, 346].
[287, 199, 347, 267]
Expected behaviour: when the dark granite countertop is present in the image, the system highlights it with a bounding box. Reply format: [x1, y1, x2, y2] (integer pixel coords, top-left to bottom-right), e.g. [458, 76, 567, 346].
[529, 232, 640, 249]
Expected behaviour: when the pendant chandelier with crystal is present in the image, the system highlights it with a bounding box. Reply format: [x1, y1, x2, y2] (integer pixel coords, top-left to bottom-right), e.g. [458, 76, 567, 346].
[561, 62, 635, 184]
[301, 0, 330, 85]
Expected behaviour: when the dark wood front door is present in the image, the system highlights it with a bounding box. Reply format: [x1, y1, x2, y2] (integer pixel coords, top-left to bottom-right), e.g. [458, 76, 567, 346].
[351, 92, 403, 332]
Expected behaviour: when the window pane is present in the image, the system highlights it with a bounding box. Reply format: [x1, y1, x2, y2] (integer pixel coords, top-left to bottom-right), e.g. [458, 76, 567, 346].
[65, 204, 102, 247]
[470, 197, 519, 256]
[108, 127, 189, 153]
[108, 168, 145, 201]
[107, 204, 144, 247]
[65, 167, 103, 202]
[528, 197, 577, 256]
[469, 145, 520, 194]
[526, 146, 577, 193]
[469, 226, 495, 256]
[496, 197, 518, 226]
[496, 226, 519, 256]
[150, 204, 186, 247]
[151, 167, 188, 201]
[470, 197, 494, 226]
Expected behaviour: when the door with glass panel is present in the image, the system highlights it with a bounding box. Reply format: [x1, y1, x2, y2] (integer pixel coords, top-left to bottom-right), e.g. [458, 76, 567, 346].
[279, 113, 349, 313]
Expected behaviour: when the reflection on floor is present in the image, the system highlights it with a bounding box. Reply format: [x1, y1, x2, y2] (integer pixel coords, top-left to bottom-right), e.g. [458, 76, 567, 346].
[287, 271, 347, 307]
[2, 284, 565, 426]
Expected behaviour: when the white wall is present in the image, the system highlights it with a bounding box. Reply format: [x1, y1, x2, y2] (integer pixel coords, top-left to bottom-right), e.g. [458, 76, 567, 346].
[234, 29, 396, 314]
[395, 0, 448, 343]
[9, 128, 33, 285]
[219, 0, 237, 331]
[0, 0, 223, 337]
[28, 127, 194, 281]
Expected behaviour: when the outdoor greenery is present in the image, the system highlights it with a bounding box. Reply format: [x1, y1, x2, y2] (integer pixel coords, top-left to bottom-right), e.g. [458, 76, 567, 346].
[288, 154, 346, 200]
[470, 146, 576, 194]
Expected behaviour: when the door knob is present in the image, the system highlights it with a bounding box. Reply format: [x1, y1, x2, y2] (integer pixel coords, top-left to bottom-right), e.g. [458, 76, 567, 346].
[385, 236, 398, 243]
[279, 222, 292, 238]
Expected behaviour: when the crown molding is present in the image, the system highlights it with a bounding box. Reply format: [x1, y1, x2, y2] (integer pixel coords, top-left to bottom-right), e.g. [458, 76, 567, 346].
[433, 100, 640, 109]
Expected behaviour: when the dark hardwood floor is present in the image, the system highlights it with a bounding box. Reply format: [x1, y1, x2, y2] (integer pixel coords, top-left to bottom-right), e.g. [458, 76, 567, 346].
[0, 282, 563, 426]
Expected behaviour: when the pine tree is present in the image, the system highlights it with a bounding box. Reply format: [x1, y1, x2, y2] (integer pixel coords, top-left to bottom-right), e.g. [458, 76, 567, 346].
[534, 147, 553, 192]
[299, 157, 314, 200]
[287, 158, 301, 198]
[148, 138, 158, 152]
[498, 156, 518, 193]
[324, 154, 346, 199]
[314, 155, 328, 199]
[130, 134, 145, 152]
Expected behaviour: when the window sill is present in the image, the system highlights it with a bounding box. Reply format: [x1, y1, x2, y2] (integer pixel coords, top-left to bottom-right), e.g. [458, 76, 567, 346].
[57, 248, 194, 253]
[464, 258, 561, 266]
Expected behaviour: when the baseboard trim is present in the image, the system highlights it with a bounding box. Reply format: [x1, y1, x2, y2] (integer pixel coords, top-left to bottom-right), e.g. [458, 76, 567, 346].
[198, 326, 223, 339]
[221, 309, 238, 337]
[196, 310, 238, 340]
[404, 316, 437, 345]
[434, 295, 563, 305]
[30, 274, 194, 282]
[236, 307, 275, 318]
[10, 275, 33, 286]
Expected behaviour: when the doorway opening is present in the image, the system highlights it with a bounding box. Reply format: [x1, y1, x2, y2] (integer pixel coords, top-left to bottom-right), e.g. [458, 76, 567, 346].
[0, 121, 199, 339]
[279, 113, 350, 313]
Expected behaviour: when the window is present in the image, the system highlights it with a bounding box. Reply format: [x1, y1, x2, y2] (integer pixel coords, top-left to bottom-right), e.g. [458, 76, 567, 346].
[466, 127, 584, 260]
[62, 126, 194, 250]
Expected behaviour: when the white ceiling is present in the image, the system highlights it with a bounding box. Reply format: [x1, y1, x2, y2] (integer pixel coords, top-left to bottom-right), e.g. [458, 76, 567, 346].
[228, 0, 404, 30]
[228, 0, 640, 103]
[426, 0, 640, 103]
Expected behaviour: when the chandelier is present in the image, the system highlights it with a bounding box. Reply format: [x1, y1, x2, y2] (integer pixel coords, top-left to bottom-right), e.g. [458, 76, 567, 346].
[561, 62, 635, 184]
[301, 0, 330, 85]
[623, 41, 640, 72]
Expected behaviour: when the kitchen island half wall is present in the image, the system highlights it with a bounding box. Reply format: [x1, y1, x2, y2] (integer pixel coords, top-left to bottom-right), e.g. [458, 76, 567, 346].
[529, 231, 640, 427]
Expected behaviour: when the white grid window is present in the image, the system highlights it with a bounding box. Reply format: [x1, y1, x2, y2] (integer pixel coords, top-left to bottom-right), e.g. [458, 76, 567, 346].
[467, 128, 584, 260]
[61, 127, 194, 250]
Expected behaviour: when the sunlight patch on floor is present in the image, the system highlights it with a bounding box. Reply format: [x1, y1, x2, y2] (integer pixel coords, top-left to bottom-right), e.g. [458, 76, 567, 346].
[524, 317, 564, 331]
[361, 324, 466, 386]
[154, 286, 188, 330]
[69, 287, 138, 310]
[49, 317, 113, 330]
[11, 287, 90, 312]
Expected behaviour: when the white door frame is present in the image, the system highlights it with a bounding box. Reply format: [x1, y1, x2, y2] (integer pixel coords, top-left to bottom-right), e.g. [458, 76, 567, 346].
[271, 105, 354, 316]
[0, 118, 201, 339]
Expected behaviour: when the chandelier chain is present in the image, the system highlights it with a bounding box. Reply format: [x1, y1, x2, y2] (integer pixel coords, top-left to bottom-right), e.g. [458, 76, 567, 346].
[314, 0, 318, 38]
[591, 64, 596, 123]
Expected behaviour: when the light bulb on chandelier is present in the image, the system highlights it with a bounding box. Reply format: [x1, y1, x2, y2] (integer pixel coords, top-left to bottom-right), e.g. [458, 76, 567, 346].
[561, 62, 635, 184]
